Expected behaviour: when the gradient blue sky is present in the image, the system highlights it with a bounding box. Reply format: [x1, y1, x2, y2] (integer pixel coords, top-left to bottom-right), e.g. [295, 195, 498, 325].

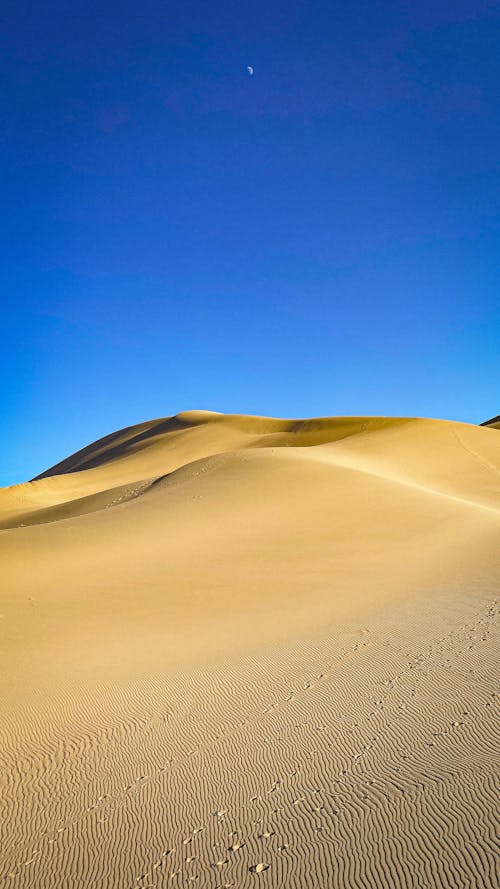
[2, 0, 499, 485]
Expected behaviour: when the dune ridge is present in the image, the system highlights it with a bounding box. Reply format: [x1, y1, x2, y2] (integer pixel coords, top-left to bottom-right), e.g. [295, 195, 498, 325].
[0, 411, 499, 888]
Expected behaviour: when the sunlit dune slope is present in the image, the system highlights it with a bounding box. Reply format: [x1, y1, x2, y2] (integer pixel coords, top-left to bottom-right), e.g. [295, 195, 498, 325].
[1, 411, 499, 698]
[2, 410, 500, 527]
[2, 411, 413, 524]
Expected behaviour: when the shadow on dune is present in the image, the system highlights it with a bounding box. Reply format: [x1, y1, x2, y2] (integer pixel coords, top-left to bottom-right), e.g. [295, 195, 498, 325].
[31, 414, 198, 480]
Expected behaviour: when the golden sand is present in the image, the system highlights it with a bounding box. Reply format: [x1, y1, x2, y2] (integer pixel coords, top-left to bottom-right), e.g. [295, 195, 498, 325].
[1, 412, 498, 887]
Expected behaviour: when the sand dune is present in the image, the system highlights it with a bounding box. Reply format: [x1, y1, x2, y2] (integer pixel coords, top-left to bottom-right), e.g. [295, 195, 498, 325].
[0, 411, 499, 888]
[482, 413, 500, 430]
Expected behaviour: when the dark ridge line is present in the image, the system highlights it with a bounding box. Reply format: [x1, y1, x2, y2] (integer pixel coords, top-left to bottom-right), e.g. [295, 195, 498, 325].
[31, 415, 188, 481]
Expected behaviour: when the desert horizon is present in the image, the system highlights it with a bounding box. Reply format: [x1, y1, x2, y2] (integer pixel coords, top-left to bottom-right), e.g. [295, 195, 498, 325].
[1, 409, 498, 887]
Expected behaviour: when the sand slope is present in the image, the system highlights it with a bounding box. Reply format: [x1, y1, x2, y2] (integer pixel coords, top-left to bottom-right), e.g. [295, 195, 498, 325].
[0, 412, 499, 888]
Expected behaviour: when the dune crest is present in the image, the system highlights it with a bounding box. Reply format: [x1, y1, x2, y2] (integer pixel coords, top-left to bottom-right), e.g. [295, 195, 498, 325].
[0, 411, 498, 888]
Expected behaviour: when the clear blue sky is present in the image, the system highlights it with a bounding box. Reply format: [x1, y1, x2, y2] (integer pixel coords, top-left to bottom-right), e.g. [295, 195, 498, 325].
[1, 0, 499, 485]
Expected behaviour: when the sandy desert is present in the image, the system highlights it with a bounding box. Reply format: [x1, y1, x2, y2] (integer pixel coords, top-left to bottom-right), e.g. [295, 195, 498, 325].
[0, 410, 498, 888]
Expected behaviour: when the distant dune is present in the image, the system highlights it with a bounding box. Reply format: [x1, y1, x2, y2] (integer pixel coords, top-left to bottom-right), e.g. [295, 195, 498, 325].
[482, 413, 500, 430]
[1, 411, 498, 888]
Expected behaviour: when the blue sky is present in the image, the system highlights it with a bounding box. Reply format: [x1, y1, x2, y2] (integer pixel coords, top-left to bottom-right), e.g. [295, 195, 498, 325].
[1, 0, 499, 485]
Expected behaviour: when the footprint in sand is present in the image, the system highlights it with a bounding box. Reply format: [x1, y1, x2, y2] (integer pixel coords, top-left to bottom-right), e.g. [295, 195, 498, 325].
[249, 862, 270, 873]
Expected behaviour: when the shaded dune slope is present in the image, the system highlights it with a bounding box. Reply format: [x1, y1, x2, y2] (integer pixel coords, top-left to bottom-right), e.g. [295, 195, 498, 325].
[482, 413, 500, 430]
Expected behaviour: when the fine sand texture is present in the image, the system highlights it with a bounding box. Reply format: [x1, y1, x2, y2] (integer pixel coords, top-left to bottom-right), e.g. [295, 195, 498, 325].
[0, 411, 499, 888]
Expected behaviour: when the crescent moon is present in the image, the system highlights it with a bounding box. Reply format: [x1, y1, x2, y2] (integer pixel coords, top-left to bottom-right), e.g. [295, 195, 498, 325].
[246, 66, 254, 76]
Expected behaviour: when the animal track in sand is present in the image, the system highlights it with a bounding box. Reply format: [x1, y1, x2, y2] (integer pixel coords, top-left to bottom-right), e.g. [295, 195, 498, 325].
[249, 862, 270, 873]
